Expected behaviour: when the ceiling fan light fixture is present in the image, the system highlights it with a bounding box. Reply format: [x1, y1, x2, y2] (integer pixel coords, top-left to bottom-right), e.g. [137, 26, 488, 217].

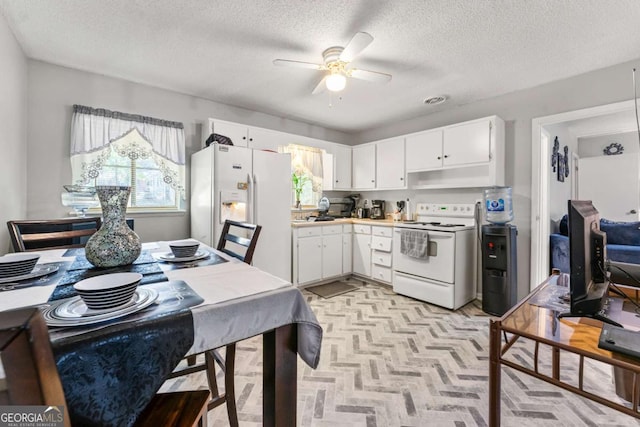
[326, 72, 347, 92]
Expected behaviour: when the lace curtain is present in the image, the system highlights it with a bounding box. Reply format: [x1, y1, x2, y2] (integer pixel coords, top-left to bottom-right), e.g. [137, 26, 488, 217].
[280, 144, 324, 192]
[69, 105, 186, 197]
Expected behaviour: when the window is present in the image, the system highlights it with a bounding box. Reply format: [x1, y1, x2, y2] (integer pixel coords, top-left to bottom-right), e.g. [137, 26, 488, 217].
[70, 105, 185, 211]
[281, 144, 324, 207]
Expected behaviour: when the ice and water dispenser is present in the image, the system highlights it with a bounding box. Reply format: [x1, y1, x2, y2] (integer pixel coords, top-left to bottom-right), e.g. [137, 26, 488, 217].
[481, 187, 518, 316]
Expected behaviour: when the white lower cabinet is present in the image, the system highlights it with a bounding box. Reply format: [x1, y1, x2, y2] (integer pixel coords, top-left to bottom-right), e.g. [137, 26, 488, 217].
[294, 223, 394, 285]
[353, 225, 372, 277]
[343, 225, 352, 273]
[371, 226, 392, 283]
[296, 234, 323, 284]
[322, 233, 343, 278]
[293, 225, 345, 286]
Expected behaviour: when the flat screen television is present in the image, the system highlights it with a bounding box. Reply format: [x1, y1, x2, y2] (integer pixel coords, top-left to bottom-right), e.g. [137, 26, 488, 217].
[558, 200, 618, 325]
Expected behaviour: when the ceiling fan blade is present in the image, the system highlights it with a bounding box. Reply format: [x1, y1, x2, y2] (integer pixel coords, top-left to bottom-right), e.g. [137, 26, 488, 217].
[273, 59, 324, 70]
[350, 68, 392, 83]
[312, 76, 327, 95]
[339, 32, 374, 62]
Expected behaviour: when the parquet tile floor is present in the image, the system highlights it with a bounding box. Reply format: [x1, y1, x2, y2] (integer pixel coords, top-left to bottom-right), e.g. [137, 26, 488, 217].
[160, 281, 640, 426]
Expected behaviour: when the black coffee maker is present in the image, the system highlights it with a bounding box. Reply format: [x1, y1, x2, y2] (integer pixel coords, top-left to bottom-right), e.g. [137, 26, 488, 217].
[370, 200, 386, 220]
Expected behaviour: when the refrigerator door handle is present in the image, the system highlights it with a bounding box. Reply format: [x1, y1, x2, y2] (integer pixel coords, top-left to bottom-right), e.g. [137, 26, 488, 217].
[247, 173, 254, 223]
[253, 174, 258, 224]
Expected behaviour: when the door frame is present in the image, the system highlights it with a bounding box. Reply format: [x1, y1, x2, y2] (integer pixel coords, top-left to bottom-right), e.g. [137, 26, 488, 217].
[530, 99, 635, 289]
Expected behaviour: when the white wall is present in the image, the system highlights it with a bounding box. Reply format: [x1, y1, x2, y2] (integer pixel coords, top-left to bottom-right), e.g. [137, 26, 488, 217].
[545, 123, 576, 224]
[578, 131, 639, 158]
[26, 61, 351, 243]
[0, 12, 27, 254]
[354, 57, 640, 301]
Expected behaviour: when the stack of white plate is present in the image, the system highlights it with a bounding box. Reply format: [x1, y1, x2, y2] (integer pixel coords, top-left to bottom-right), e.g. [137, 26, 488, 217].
[73, 272, 142, 310]
[169, 240, 200, 258]
[0, 253, 40, 278]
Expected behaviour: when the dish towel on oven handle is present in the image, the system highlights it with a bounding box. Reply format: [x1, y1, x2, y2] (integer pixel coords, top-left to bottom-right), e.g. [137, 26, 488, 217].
[400, 229, 429, 259]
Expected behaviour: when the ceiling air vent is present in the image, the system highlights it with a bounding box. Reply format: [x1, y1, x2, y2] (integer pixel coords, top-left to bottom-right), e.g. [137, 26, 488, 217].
[423, 96, 447, 105]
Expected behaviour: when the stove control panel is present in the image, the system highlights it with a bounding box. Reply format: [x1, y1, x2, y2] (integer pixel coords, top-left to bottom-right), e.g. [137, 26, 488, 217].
[415, 203, 476, 218]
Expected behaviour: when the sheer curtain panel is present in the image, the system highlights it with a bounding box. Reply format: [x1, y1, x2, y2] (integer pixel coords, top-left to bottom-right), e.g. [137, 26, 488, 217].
[69, 105, 186, 199]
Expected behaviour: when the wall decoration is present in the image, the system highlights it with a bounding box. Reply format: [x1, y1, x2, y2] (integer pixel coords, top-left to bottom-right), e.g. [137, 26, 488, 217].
[563, 146, 569, 178]
[557, 151, 565, 182]
[603, 142, 624, 155]
[551, 136, 560, 173]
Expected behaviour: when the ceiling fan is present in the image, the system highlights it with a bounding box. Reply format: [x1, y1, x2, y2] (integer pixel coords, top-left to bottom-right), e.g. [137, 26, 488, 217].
[273, 32, 392, 95]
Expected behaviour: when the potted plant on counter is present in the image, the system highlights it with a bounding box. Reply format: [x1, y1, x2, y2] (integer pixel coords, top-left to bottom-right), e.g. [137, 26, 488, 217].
[292, 172, 309, 209]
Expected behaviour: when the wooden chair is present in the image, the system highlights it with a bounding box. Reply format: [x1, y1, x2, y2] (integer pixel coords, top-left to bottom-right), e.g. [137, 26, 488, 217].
[216, 220, 262, 263]
[171, 220, 262, 427]
[7, 217, 102, 252]
[0, 307, 209, 427]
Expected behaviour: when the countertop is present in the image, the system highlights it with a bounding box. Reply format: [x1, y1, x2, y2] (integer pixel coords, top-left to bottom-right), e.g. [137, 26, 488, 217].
[291, 218, 397, 228]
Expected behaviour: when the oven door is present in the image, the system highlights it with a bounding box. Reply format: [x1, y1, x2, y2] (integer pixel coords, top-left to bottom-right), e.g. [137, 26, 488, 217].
[392, 228, 455, 284]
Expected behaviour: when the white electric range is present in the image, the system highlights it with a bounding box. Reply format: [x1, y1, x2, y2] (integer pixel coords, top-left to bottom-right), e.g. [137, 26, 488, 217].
[392, 203, 478, 310]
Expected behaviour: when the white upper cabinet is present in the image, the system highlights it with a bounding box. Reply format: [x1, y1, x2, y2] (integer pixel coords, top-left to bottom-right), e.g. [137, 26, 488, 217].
[247, 127, 286, 152]
[322, 144, 352, 191]
[406, 129, 444, 171]
[332, 144, 352, 190]
[206, 120, 249, 147]
[352, 144, 376, 189]
[404, 116, 505, 189]
[443, 119, 492, 167]
[204, 119, 289, 151]
[375, 137, 406, 189]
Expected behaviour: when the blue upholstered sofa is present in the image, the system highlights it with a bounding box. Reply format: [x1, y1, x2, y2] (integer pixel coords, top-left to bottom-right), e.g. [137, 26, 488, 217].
[550, 215, 640, 273]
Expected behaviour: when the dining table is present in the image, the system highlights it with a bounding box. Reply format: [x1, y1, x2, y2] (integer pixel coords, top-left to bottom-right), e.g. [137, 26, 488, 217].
[0, 241, 323, 427]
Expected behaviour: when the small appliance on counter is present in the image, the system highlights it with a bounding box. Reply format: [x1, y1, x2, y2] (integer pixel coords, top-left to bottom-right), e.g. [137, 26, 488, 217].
[370, 200, 386, 220]
[315, 197, 335, 221]
[326, 197, 356, 218]
[394, 201, 406, 221]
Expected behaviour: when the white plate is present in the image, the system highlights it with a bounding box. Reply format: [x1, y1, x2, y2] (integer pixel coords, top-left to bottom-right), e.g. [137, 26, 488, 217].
[74, 272, 143, 292]
[0, 253, 40, 265]
[159, 251, 209, 263]
[0, 264, 59, 284]
[42, 288, 158, 327]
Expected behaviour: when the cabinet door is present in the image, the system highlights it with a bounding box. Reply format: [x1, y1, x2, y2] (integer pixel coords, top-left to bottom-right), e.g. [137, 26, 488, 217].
[212, 121, 249, 147]
[322, 152, 334, 191]
[353, 233, 371, 277]
[376, 138, 406, 189]
[406, 130, 443, 171]
[322, 234, 343, 278]
[442, 119, 491, 167]
[333, 145, 352, 190]
[353, 144, 376, 189]
[247, 127, 283, 152]
[297, 236, 323, 284]
[343, 233, 352, 273]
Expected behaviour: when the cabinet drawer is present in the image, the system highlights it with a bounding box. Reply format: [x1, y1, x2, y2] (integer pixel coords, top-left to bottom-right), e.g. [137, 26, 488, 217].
[372, 226, 393, 237]
[297, 227, 322, 238]
[372, 265, 392, 283]
[371, 235, 392, 252]
[353, 224, 371, 234]
[322, 225, 343, 235]
[343, 224, 353, 233]
[372, 251, 392, 267]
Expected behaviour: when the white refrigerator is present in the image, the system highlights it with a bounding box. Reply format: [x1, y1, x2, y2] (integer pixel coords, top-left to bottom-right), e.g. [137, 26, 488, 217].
[190, 144, 292, 281]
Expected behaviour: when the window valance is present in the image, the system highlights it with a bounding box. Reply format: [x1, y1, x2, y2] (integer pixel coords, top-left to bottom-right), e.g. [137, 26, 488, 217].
[69, 105, 186, 197]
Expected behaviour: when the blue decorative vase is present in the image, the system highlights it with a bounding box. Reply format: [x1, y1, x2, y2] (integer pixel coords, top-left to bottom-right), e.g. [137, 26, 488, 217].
[85, 186, 141, 267]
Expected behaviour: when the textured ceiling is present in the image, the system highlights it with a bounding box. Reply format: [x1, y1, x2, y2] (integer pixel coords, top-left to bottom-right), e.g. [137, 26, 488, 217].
[2, 0, 640, 134]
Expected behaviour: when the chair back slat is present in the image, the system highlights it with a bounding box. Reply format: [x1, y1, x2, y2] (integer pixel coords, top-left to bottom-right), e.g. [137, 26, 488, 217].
[7, 217, 102, 252]
[216, 220, 262, 264]
[0, 308, 71, 425]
